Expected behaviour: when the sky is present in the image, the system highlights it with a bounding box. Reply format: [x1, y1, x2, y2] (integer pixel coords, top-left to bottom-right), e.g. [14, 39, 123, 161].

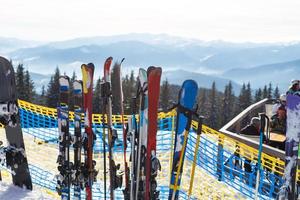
[1, 0, 300, 42]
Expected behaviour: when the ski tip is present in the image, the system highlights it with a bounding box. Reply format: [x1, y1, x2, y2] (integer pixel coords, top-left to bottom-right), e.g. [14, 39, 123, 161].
[81, 63, 87, 70]
[105, 57, 113, 67]
[73, 80, 83, 93]
[104, 57, 113, 71]
[147, 66, 156, 75]
[138, 68, 147, 75]
[81, 63, 95, 74]
[121, 58, 125, 64]
[59, 76, 70, 87]
[148, 66, 162, 75]
[138, 68, 147, 83]
[182, 79, 198, 88]
[87, 63, 95, 70]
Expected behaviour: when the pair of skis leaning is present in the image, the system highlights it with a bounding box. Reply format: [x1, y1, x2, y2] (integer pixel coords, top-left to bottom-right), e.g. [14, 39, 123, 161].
[101, 57, 123, 200]
[56, 64, 98, 200]
[128, 66, 162, 200]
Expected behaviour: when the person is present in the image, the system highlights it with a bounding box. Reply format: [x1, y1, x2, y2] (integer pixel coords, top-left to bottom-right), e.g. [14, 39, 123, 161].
[270, 105, 287, 134]
[240, 117, 260, 136]
[239, 117, 261, 183]
[272, 94, 286, 116]
[269, 105, 287, 150]
[286, 79, 300, 95]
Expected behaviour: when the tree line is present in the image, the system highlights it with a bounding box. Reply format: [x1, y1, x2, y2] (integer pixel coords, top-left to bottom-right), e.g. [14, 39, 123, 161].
[15, 64, 280, 130]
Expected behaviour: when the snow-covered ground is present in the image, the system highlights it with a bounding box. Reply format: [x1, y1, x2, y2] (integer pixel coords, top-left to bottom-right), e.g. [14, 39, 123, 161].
[0, 182, 54, 200]
[0, 127, 247, 199]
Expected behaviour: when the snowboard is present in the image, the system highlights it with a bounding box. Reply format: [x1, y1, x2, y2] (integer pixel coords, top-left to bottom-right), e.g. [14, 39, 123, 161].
[0, 56, 32, 190]
[277, 94, 300, 200]
[168, 80, 198, 200]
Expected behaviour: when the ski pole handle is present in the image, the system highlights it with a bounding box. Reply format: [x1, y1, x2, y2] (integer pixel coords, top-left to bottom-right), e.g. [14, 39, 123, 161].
[196, 116, 204, 135]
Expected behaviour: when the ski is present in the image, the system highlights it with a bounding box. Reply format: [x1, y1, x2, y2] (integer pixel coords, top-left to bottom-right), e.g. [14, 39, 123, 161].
[56, 75, 71, 200]
[81, 63, 97, 200]
[72, 80, 83, 200]
[145, 67, 162, 200]
[168, 80, 198, 200]
[277, 94, 300, 200]
[129, 97, 139, 200]
[112, 58, 130, 199]
[102, 57, 122, 200]
[135, 68, 148, 200]
[0, 56, 32, 190]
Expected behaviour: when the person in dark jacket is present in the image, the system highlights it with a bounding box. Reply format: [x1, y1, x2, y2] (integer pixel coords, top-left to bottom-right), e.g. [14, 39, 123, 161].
[239, 117, 261, 181]
[240, 117, 260, 136]
[270, 105, 286, 134]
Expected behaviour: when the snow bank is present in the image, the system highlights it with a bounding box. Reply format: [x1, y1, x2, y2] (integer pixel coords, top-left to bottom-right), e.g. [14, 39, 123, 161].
[0, 182, 55, 200]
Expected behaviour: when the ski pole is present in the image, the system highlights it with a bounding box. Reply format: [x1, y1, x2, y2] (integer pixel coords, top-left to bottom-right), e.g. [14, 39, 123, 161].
[102, 110, 107, 200]
[255, 113, 266, 200]
[188, 116, 203, 200]
[169, 112, 176, 177]
[171, 111, 193, 200]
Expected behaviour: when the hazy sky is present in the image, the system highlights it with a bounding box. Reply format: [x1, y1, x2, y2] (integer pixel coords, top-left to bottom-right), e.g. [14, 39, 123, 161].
[1, 0, 300, 42]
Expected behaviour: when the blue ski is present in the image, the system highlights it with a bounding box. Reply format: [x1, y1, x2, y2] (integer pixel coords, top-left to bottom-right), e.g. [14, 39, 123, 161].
[168, 80, 198, 200]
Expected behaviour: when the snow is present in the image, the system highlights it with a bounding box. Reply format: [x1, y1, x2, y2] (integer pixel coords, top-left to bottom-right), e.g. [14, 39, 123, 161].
[0, 182, 54, 200]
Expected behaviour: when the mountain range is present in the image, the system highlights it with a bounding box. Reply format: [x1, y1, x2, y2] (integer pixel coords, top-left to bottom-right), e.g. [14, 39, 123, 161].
[1, 33, 299, 93]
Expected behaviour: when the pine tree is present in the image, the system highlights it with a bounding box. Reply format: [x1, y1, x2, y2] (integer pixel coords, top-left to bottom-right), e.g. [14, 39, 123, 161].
[238, 83, 246, 113]
[24, 70, 35, 102]
[209, 82, 218, 129]
[262, 85, 268, 98]
[93, 78, 102, 114]
[160, 79, 171, 111]
[122, 74, 130, 114]
[245, 82, 252, 105]
[123, 71, 136, 114]
[273, 85, 280, 99]
[39, 85, 46, 105]
[46, 67, 60, 107]
[267, 82, 273, 99]
[111, 63, 121, 114]
[254, 88, 263, 102]
[15, 64, 26, 100]
[69, 71, 76, 110]
[221, 81, 235, 126]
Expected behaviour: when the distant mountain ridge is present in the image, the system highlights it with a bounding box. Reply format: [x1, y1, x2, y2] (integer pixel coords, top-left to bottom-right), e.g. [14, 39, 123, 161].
[1, 33, 299, 93]
[163, 70, 241, 94]
[222, 59, 300, 91]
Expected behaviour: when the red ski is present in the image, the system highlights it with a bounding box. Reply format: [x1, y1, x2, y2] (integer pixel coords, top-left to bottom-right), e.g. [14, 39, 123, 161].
[145, 67, 162, 200]
[81, 63, 97, 200]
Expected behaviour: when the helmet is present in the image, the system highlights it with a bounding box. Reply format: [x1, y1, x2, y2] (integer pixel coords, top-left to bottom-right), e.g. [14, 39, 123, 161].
[291, 79, 300, 85]
[279, 94, 286, 101]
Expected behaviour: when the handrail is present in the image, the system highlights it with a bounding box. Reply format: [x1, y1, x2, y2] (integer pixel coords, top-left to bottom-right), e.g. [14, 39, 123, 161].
[219, 98, 286, 161]
[220, 98, 270, 133]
